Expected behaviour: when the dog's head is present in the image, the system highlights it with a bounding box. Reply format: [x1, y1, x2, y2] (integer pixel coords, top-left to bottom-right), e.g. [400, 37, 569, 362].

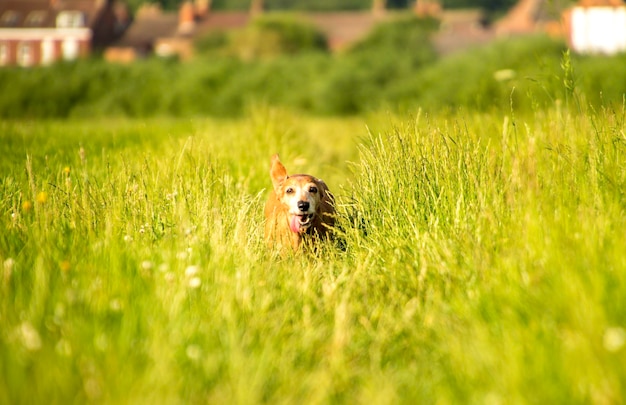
[270, 154, 332, 234]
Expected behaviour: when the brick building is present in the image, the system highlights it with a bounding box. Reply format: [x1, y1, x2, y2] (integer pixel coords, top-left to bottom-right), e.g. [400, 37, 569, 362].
[0, 0, 127, 67]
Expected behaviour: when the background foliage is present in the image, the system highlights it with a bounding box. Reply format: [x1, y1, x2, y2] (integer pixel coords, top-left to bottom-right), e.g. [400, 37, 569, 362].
[199, 13, 330, 60]
[2, 14, 625, 119]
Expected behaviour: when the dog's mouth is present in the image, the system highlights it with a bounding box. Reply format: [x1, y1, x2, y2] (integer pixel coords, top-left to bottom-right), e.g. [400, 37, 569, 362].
[289, 214, 314, 233]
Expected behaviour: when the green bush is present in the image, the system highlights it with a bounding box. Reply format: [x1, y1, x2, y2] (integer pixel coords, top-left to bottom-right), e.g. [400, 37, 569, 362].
[223, 14, 328, 60]
[349, 15, 439, 57]
[576, 52, 626, 107]
[388, 35, 567, 112]
[193, 30, 229, 55]
[2, 31, 626, 118]
[312, 16, 439, 114]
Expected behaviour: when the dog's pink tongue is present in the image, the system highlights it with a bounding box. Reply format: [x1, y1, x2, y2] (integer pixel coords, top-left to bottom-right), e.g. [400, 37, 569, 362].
[290, 215, 301, 233]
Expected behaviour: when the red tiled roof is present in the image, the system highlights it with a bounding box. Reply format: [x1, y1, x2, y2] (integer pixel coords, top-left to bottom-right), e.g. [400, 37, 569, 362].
[112, 12, 178, 48]
[0, 0, 108, 29]
[577, 0, 624, 6]
[306, 12, 395, 51]
[192, 11, 249, 37]
[202, 11, 250, 31]
[112, 11, 251, 48]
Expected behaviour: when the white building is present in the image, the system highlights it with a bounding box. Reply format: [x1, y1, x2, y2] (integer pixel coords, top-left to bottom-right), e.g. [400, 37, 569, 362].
[568, 0, 626, 54]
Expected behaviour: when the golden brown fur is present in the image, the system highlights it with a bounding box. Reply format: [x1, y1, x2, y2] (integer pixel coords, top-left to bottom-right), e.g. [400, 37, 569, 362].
[264, 154, 335, 251]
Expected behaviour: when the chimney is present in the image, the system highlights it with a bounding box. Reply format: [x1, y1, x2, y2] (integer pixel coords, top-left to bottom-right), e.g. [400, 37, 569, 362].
[195, 0, 211, 18]
[250, 0, 263, 16]
[178, 1, 196, 34]
[372, 0, 386, 16]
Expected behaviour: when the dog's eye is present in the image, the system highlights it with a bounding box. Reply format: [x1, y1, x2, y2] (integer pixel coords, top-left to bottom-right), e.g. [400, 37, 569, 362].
[285, 187, 294, 194]
[309, 186, 318, 193]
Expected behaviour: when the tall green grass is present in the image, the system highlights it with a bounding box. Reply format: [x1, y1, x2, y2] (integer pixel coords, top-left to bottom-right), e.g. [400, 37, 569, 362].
[346, 106, 626, 402]
[1, 103, 625, 403]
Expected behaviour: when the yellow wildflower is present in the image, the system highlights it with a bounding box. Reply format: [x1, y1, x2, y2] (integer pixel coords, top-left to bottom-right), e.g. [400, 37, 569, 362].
[60, 260, 71, 273]
[36, 192, 48, 204]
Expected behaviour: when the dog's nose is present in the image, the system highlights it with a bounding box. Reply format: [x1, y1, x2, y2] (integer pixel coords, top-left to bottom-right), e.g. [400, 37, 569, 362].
[297, 201, 310, 212]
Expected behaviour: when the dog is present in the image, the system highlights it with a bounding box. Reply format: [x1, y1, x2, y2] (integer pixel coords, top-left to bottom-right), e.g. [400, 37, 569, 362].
[264, 154, 335, 251]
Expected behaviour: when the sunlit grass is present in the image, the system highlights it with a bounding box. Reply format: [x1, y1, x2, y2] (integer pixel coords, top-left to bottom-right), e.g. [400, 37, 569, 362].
[1, 105, 625, 403]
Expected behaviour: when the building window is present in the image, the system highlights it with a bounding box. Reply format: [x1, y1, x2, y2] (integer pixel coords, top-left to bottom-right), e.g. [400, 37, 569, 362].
[56, 11, 85, 28]
[42, 39, 55, 65]
[26, 11, 48, 27]
[0, 10, 20, 27]
[62, 39, 79, 60]
[17, 42, 33, 67]
[0, 43, 8, 66]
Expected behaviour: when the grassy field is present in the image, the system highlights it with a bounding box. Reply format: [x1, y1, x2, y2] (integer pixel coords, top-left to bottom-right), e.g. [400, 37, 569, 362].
[1, 103, 625, 404]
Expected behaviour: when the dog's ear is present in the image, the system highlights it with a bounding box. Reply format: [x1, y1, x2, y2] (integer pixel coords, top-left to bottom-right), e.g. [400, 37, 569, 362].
[270, 154, 288, 190]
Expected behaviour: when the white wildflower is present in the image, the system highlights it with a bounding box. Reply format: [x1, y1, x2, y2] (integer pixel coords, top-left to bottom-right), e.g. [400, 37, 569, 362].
[19, 322, 42, 351]
[3, 258, 15, 271]
[188, 277, 202, 289]
[493, 69, 516, 82]
[139, 223, 149, 234]
[603, 327, 626, 352]
[158, 263, 169, 273]
[164, 272, 176, 283]
[186, 344, 202, 361]
[185, 265, 199, 277]
[109, 298, 122, 312]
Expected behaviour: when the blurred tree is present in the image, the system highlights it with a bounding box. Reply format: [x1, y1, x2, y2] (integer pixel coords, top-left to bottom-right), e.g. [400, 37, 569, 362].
[123, 0, 150, 12]
[124, 0, 180, 12]
[196, 13, 328, 59]
[387, 0, 411, 7]
[250, 0, 263, 13]
[475, 0, 517, 14]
